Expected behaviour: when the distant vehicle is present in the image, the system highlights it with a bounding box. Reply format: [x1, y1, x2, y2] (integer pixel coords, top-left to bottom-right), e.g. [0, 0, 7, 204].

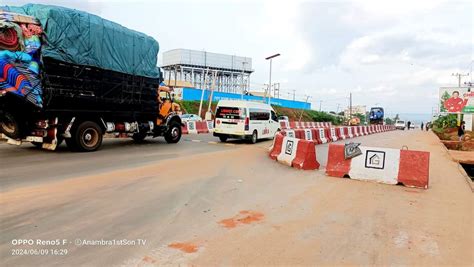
[395, 120, 406, 130]
[213, 100, 280, 144]
[369, 107, 384, 125]
[180, 114, 202, 123]
[278, 115, 289, 121]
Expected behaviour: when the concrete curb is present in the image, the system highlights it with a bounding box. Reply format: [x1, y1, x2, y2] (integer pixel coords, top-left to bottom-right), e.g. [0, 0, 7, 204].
[433, 131, 474, 192]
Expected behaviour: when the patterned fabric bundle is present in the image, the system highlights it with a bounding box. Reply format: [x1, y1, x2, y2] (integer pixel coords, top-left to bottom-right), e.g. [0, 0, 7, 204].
[0, 27, 19, 51]
[20, 23, 42, 38]
[0, 58, 32, 96]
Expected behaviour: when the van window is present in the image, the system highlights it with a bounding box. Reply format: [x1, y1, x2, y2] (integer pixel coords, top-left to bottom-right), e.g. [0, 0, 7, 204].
[249, 108, 270, 120]
[216, 107, 245, 119]
[271, 111, 278, 121]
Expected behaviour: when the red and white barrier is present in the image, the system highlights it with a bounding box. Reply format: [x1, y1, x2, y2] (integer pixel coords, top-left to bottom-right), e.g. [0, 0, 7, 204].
[337, 127, 346, 140]
[279, 120, 290, 130]
[329, 128, 338, 142]
[186, 121, 198, 134]
[326, 144, 430, 189]
[269, 133, 320, 170]
[206, 120, 214, 133]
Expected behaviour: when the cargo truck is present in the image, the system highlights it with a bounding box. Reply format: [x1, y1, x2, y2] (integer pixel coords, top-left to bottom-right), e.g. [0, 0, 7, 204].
[0, 4, 182, 152]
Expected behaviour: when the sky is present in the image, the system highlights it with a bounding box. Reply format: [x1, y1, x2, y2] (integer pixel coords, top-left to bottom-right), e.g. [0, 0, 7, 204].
[3, 0, 473, 115]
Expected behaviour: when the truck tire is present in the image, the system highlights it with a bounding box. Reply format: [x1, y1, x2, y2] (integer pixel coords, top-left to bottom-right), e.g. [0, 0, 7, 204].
[219, 135, 228, 142]
[69, 121, 103, 152]
[164, 121, 181, 143]
[132, 132, 147, 143]
[0, 112, 20, 139]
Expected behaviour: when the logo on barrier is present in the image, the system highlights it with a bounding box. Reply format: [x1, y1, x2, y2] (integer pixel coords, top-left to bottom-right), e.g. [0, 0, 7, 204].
[319, 129, 324, 136]
[344, 142, 362, 159]
[287, 131, 295, 138]
[188, 122, 195, 130]
[305, 130, 312, 140]
[365, 150, 385, 169]
[285, 140, 294, 155]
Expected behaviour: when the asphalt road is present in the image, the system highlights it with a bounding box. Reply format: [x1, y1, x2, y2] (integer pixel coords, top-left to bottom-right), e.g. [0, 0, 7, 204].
[0, 130, 472, 266]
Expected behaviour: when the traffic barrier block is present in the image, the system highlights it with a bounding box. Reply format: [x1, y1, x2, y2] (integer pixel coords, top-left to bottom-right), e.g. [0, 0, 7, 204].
[294, 129, 305, 139]
[272, 135, 320, 170]
[196, 121, 209, 134]
[329, 128, 338, 142]
[181, 123, 189, 135]
[310, 122, 317, 128]
[206, 120, 214, 133]
[363, 126, 369, 135]
[289, 121, 297, 129]
[345, 127, 354, 139]
[187, 121, 198, 134]
[269, 133, 284, 159]
[326, 144, 430, 189]
[303, 129, 313, 141]
[279, 120, 290, 130]
[285, 129, 296, 138]
[337, 127, 346, 140]
[315, 128, 327, 144]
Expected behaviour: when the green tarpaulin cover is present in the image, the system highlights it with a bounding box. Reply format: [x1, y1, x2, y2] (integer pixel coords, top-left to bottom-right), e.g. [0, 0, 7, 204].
[1, 4, 160, 78]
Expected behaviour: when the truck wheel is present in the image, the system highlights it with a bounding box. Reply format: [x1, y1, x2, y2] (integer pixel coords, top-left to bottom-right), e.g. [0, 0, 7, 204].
[70, 121, 103, 152]
[219, 135, 228, 142]
[165, 121, 181, 143]
[0, 112, 20, 139]
[132, 132, 147, 143]
[249, 130, 258, 144]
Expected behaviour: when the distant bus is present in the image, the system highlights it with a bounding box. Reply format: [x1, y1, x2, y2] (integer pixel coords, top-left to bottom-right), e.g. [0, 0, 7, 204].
[369, 107, 384, 125]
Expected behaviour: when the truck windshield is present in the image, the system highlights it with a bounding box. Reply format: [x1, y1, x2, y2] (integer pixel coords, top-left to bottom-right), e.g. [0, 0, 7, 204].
[216, 107, 245, 120]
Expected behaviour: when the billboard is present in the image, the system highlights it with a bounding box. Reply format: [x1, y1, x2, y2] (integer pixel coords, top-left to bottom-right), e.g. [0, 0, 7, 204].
[439, 87, 474, 113]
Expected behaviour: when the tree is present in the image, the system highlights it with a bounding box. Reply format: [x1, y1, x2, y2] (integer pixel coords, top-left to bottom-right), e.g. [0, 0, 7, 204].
[439, 91, 450, 112]
[385, 118, 394, 125]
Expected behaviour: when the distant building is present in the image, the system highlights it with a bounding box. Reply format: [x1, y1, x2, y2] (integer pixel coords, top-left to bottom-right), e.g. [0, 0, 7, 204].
[344, 105, 366, 119]
[162, 49, 253, 94]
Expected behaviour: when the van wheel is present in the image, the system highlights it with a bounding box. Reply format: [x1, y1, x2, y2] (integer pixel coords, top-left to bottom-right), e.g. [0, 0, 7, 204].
[250, 130, 257, 144]
[219, 136, 228, 142]
[69, 121, 103, 152]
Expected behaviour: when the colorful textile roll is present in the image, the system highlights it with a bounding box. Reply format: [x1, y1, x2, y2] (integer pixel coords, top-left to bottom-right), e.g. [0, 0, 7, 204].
[0, 59, 42, 108]
[0, 58, 31, 95]
[0, 27, 19, 51]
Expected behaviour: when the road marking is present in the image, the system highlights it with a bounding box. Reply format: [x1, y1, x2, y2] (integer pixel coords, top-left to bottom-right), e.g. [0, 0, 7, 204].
[191, 140, 202, 143]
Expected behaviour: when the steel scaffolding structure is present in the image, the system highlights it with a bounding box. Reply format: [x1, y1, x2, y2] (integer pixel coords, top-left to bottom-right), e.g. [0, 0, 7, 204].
[162, 49, 253, 93]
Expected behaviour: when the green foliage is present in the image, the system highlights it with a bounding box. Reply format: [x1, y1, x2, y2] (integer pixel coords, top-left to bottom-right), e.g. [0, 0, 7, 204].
[385, 118, 394, 125]
[439, 91, 450, 112]
[433, 114, 458, 129]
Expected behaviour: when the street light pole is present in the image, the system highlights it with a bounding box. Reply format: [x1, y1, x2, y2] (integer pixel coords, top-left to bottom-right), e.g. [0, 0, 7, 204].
[265, 53, 280, 104]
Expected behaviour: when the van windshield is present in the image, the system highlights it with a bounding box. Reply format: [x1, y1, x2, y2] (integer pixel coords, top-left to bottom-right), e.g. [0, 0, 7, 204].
[216, 107, 245, 120]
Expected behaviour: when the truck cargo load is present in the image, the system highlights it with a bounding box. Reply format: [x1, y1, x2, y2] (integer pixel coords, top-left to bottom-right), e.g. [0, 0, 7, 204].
[1, 4, 160, 78]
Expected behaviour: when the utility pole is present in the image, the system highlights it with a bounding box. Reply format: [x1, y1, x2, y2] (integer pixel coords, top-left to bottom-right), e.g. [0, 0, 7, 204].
[349, 92, 352, 120]
[241, 62, 247, 100]
[336, 103, 340, 113]
[265, 53, 280, 105]
[205, 70, 218, 120]
[292, 89, 296, 101]
[319, 100, 323, 111]
[452, 73, 469, 87]
[198, 68, 210, 119]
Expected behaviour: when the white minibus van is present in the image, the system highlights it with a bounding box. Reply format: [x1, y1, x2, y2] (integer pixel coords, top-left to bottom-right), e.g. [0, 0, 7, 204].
[213, 100, 280, 143]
